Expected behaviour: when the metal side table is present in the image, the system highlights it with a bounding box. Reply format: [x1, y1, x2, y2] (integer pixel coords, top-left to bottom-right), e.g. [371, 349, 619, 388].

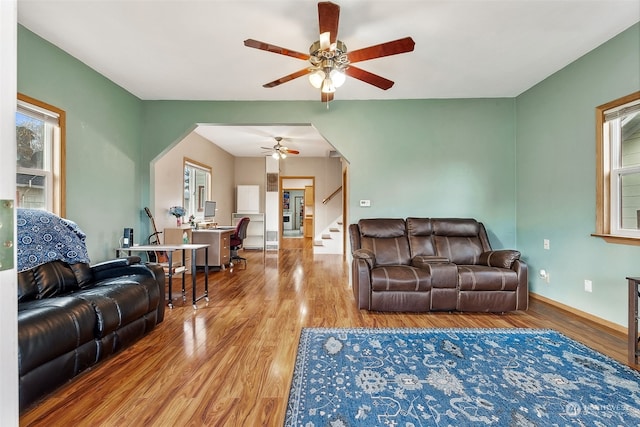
[117, 244, 209, 309]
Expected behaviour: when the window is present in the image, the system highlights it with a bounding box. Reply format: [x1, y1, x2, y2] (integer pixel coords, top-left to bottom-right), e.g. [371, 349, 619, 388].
[183, 158, 211, 220]
[595, 91, 640, 244]
[16, 94, 65, 216]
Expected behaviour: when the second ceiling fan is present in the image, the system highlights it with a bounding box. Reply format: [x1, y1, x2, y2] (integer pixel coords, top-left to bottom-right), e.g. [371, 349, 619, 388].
[244, 1, 415, 102]
[262, 137, 300, 159]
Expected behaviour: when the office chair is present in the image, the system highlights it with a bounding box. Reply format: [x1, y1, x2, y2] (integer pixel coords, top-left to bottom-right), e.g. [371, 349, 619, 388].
[230, 217, 250, 269]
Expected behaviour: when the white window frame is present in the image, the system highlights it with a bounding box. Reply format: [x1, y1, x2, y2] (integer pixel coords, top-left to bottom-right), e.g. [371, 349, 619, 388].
[595, 91, 640, 244]
[183, 158, 212, 220]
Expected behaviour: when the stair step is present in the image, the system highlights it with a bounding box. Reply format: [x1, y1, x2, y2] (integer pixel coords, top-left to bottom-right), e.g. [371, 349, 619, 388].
[329, 227, 340, 232]
[313, 239, 324, 246]
[322, 233, 332, 239]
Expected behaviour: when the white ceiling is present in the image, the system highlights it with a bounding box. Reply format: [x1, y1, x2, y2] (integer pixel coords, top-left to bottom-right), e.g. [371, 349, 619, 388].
[17, 0, 640, 156]
[193, 123, 338, 158]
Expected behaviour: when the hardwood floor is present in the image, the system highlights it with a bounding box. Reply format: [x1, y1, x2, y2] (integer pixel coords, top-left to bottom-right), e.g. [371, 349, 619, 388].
[20, 237, 631, 426]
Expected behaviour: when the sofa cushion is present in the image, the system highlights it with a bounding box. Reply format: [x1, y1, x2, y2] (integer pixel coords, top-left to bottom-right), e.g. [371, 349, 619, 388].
[407, 218, 436, 257]
[457, 265, 519, 291]
[19, 261, 81, 300]
[434, 236, 484, 265]
[359, 219, 411, 266]
[432, 218, 481, 237]
[69, 262, 94, 288]
[70, 280, 152, 337]
[359, 218, 406, 238]
[17, 270, 38, 303]
[479, 250, 521, 269]
[371, 266, 431, 292]
[431, 219, 485, 265]
[18, 297, 97, 375]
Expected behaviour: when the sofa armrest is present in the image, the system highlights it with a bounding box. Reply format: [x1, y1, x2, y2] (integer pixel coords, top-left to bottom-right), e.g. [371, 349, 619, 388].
[353, 249, 376, 269]
[479, 250, 521, 269]
[92, 256, 141, 272]
[91, 256, 147, 281]
[411, 255, 450, 269]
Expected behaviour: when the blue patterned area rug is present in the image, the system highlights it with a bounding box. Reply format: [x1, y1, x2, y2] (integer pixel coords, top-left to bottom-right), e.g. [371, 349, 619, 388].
[284, 328, 640, 426]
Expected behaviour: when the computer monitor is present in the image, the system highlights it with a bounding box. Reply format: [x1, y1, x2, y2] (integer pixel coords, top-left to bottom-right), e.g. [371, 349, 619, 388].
[204, 201, 216, 221]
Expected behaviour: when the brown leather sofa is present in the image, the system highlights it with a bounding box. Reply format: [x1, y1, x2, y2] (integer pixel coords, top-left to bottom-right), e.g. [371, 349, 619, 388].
[349, 218, 528, 312]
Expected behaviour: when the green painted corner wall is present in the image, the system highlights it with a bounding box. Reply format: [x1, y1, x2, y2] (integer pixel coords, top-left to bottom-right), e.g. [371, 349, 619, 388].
[17, 25, 143, 262]
[515, 23, 640, 326]
[140, 98, 517, 247]
[16, 21, 640, 326]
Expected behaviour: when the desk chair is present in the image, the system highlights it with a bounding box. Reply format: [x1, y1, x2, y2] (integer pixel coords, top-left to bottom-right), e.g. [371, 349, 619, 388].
[230, 217, 250, 269]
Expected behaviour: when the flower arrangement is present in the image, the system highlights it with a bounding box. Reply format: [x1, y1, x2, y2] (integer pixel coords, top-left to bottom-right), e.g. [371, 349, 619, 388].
[169, 206, 186, 226]
[169, 206, 186, 218]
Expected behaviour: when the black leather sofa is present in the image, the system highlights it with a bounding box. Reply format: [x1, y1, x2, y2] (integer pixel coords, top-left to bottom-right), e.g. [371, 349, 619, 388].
[17, 256, 165, 411]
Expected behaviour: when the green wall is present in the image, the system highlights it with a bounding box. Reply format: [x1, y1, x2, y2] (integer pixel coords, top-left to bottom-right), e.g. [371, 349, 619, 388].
[18, 24, 517, 263]
[17, 26, 143, 261]
[516, 23, 640, 326]
[18, 21, 640, 326]
[141, 98, 516, 247]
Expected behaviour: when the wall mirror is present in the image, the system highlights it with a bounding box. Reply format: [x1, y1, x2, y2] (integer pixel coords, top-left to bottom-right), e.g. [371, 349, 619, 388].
[183, 158, 211, 220]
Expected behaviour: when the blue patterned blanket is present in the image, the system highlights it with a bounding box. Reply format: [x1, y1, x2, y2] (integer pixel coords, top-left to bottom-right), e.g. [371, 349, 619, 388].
[286, 328, 640, 426]
[17, 208, 91, 272]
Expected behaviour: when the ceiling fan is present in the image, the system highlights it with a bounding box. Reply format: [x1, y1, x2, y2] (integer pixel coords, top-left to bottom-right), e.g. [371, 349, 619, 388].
[262, 137, 300, 159]
[244, 1, 415, 102]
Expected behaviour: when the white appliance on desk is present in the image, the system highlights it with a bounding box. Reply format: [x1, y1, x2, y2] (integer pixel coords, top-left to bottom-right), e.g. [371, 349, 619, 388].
[283, 213, 293, 230]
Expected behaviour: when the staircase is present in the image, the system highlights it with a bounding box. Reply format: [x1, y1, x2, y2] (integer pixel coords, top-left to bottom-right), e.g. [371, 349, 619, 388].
[313, 217, 343, 254]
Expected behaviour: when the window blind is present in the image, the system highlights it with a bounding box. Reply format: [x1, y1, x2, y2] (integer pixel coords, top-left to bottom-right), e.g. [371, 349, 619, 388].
[604, 99, 640, 121]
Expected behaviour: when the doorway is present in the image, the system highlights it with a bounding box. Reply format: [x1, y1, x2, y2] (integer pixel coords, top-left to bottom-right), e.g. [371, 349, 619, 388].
[280, 177, 314, 240]
[283, 189, 304, 237]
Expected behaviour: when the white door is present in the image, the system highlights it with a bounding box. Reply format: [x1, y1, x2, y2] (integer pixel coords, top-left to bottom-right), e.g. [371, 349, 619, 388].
[1, 1, 20, 422]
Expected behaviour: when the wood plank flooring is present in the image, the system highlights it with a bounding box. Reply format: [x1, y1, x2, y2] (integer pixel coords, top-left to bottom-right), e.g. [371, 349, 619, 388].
[20, 237, 631, 426]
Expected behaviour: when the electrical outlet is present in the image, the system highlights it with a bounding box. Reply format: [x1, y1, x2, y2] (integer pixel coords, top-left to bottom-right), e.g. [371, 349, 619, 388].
[543, 239, 550, 250]
[359, 200, 371, 207]
[584, 279, 593, 293]
[539, 269, 550, 284]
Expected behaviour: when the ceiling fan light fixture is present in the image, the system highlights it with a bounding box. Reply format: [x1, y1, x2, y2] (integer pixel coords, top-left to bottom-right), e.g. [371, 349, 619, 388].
[309, 69, 326, 88]
[244, 3, 415, 103]
[321, 78, 336, 94]
[330, 68, 346, 87]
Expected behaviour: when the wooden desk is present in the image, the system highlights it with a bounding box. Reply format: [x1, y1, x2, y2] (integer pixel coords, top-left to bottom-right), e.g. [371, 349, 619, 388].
[192, 228, 233, 269]
[117, 244, 209, 309]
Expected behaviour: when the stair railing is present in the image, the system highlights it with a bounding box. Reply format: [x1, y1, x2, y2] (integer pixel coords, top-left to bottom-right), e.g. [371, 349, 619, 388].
[322, 186, 342, 205]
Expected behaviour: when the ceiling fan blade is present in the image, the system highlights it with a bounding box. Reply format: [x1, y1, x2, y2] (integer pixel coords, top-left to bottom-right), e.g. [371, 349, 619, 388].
[347, 37, 415, 64]
[318, 1, 340, 45]
[284, 149, 300, 155]
[263, 68, 312, 88]
[345, 66, 395, 90]
[244, 39, 310, 61]
[321, 92, 335, 102]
